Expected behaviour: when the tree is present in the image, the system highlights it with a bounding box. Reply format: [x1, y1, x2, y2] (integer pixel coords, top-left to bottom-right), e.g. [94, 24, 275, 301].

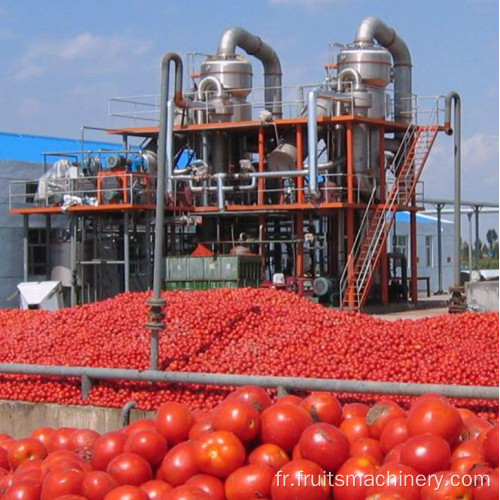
[486, 228, 498, 253]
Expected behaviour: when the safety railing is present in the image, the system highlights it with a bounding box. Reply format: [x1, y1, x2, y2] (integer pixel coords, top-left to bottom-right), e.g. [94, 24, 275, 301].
[9, 173, 156, 210]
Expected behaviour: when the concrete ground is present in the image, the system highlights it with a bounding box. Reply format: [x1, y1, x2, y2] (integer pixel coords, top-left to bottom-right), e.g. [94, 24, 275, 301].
[372, 307, 450, 321]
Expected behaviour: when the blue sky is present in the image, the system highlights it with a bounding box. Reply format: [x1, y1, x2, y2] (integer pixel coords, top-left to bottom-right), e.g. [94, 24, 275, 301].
[0, 0, 498, 235]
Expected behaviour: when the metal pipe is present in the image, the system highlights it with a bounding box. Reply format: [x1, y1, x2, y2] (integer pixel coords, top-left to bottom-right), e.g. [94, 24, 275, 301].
[0, 363, 496, 400]
[123, 212, 130, 292]
[354, 17, 412, 124]
[435, 203, 444, 294]
[474, 206, 481, 271]
[23, 215, 28, 282]
[216, 175, 225, 211]
[217, 27, 282, 118]
[444, 91, 461, 287]
[337, 68, 363, 91]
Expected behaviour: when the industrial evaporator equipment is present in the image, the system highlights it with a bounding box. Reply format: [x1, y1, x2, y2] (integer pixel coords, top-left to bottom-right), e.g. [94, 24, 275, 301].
[11, 17, 453, 311]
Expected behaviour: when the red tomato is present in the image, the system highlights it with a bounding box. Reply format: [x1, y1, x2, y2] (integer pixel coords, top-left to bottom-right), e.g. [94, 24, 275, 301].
[225, 386, 272, 413]
[139, 479, 173, 499]
[451, 439, 485, 462]
[225, 464, 274, 500]
[350, 437, 383, 465]
[158, 442, 198, 486]
[103, 485, 149, 500]
[451, 457, 487, 475]
[333, 456, 377, 500]
[366, 463, 420, 500]
[483, 425, 499, 467]
[163, 485, 210, 499]
[31, 428, 56, 449]
[274, 395, 303, 406]
[193, 431, 245, 478]
[421, 471, 473, 499]
[67, 429, 100, 462]
[342, 403, 370, 420]
[155, 403, 194, 446]
[123, 420, 156, 436]
[3, 480, 42, 500]
[0, 447, 8, 470]
[463, 417, 493, 443]
[41, 450, 90, 477]
[339, 417, 370, 444]
[379, 417, 409, 454]
[185, 475, 224, 500]
[407, 395, 462, 444]
[260, 404, 313, 452]
[8, 438, 48, 470]
[400, 433, 451, 475]
[366, 400, 406, 439]
[91, 433, 127, 472]
[188, 418, 214, 441]
[300, 392, 342, 426]
[212, 400, 260, 443]
[80, 471, 118, 500]
[41, 469, 85, 500]
[271, 459, 330, 500]
[248, 443, 289, 471]
[123, 430, 168, 467]
[47, 428, 76, 453]
[298, 422, 349, 473]
[106, 453, 153, 487]
[472, 465, 499, 500]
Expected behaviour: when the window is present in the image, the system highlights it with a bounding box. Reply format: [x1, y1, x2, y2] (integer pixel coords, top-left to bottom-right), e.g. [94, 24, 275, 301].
[425, 235, 433, 267]
[394, 235, 408, 258]
[28, 229, 48, 276]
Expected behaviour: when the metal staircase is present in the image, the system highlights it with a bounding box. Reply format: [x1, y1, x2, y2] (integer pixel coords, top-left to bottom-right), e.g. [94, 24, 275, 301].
[340, 101, 440, 310]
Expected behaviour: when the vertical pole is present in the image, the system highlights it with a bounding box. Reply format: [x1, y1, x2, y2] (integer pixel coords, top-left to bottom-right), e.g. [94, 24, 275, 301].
[145, 211, 152, 289]
[410, 202, 418, 303]
[124, 211, 130, 292]
[379, 127, 389, 305]
[296, 125, 304, 204]
[346, 123, 355, 307]
[296, 213, 304, 277]
[436, 203, 444, 294]
[258, 126, 265, 206]
[474, 206, 481, 270]
[70, 215, 78, 307]
[467, 213, 473, 273]
[23, 215, 29, 282]
[46, 214, 51, 281]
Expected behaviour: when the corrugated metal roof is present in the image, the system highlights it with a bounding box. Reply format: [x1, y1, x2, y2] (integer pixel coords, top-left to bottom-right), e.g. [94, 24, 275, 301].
[396, 211, 453, 224]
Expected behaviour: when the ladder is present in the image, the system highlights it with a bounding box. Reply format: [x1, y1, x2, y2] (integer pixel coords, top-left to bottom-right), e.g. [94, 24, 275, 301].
[340, 102, 440, 310]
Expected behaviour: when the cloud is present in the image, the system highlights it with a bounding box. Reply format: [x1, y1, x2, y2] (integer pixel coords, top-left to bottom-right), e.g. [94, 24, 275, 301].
[14, 33, 152, 81]
[461, 133, 499, 171]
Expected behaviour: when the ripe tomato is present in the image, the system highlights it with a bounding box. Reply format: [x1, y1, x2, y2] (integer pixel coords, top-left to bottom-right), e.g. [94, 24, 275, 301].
[193, 431, 245, 478]
[155, 403, 194, 446]
[106, 453, 153, 487]
[366, 400, 406, 439]
[274, 395, 303, 406]
[339, 416, 370, 444]
[47, 428, 76, 453]
[298, 422, 349, 473]
[67, 429, 100, 462]
[472, 465, 499, 500]
[123, 419, 156, 436]
[407, 395, 462, 444]
[366, 463, 420, 500]
[31, 428, 55, 449]
[379, 417, 409, 454]
[80, 471, 118, 500]
[123, 430, 168, 467]
[41, 469, 85, 500]
[248, 443, 289, 471]
[342, 403, 370, 420]
[91, 433, 127, 472]
[400, 433, 451, 475]
[451, 457, 487, 475]
[41, 450, 90, 477]
[350, 437, 383, 465]
[139, 479, 173, 499]
[163, 485, 210, 499]
[333, 456, 377, 500]
[483, 425, 499, 467]
[260, 404, 313, 452]
[421, 471, 473, 499]
[7, 438, 47, 470]
[225, 464, 274, 500]
[271, 459, 330, 500]
[212, 400, 260, 443]
[188, 418, 214, 441]
[159, 442, 198, 486]
[225, 386, 272, 413]
[103, 485, 149, 500]
[300, 392, 342, 426]
[451, 439, 485, 462]
[4, 481, 42, 500]
[463, 417, 493, 443]
[185, 474, 225, 500]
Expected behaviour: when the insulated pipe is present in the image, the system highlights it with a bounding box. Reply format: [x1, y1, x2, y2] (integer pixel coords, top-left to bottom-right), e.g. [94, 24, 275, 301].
[0, 363, 496, 400]
[444, 91, 461, 288]
[337, 68, 363, 91]
[217, 27, 282, 118]
[354, 17, 412, 123]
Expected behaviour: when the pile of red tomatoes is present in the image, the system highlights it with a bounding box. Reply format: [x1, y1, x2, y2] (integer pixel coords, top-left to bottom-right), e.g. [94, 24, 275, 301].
[0, 288, 497, 414]
[0, 387, 498, 499]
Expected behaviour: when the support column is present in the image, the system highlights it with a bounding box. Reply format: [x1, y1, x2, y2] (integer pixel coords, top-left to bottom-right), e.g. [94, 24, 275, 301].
[346, 123, 355, 307]
[23, 215, 29, 282]
[124, 211, 130, 292]
[145, 211, 152, 289]
[70, 215, 78, 307]
[410, 204, 418, 303]
[435, 203, 445, 294]
[379, 127, 389, 305]
[296, 125, 304, 204]
[296, 213, 304, 277]
[46, 215, 51, 281]
[467, 212, 473, 273]
[474, 206, 481, 270]
[258, 126, 265, 206]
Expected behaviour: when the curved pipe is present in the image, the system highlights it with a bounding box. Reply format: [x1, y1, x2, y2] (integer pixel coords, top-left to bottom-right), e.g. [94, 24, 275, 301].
[337, 68, 363, 92]
[354, 17, 412, 124]
[217, 27, 282, 118]
[444, 91, 462, 287]
[197, 76, 224, 99]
